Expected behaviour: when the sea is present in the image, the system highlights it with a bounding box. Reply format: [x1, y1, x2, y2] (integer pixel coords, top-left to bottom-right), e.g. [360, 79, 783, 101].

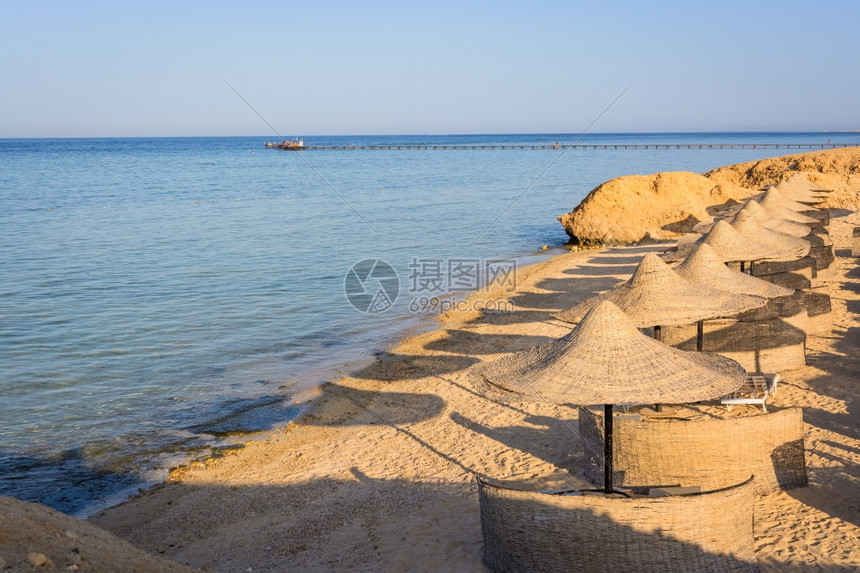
[2, 132, 858, 517]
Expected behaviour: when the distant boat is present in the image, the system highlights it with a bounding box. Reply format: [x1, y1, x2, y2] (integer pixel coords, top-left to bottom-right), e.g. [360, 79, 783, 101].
[265, 139, 305, 150]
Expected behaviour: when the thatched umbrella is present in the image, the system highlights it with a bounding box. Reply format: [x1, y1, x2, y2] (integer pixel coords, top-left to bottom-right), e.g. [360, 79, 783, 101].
[756, 199, 819, 225]
[784, 173, 832, 196]
[674, 243, 794, 299]
[771, 179, 826, 205]
[472, 300, 747, 493]
[731, 201, 811, 238]
[787, 173, 830, 190]
[555, 253, 768, 344]
[661, 220, 785, 264]
[730, 210, 811, 262]
[692, 200, 814, 236]
[759, 187, 820, 215]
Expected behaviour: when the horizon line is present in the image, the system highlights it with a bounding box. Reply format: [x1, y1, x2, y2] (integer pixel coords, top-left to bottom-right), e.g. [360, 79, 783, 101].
[2, 129, 860, 141]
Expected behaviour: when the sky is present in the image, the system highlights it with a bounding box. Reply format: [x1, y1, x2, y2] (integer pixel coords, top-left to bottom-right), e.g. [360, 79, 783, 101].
[2, 0, 859, 137]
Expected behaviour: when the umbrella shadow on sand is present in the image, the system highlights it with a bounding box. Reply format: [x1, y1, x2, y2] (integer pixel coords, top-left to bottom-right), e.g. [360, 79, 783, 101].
[351, 352, 478, 382]
[87, 476, 788, 572]
[297, 383, 447, 427]
[424, 330, 554, 355]
[448, 411, 584, 477]
[784, 359, 860, 527]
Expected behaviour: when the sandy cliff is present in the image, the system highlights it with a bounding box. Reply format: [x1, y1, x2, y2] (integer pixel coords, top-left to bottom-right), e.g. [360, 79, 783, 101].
[559, 148, 860, 245]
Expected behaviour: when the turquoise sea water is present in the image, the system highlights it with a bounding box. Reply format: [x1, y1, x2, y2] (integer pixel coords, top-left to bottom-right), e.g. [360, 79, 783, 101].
[1, 132, 858, 516]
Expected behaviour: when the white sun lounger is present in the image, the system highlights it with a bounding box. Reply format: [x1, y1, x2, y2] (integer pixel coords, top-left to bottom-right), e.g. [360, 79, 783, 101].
[721, 373, 780, 412]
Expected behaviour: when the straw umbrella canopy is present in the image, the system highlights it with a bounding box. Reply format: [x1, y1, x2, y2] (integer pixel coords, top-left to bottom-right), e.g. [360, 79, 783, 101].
[771, 180, 826, 205]
[692, 200, 815, 235]
[756, 199, 819, 225]
[730, 210, 811, 261]
[660, 232, 704, 263]
[555, 252, 767, 330]
[730, 200, 812, 238]
[759, 187, 820, 214]
[556, 252, 767, 361]
[661, 220, 787, 264]
[785, 173, 832, 194]
[472, 300, 747, 493]
[674, 243, 794, 299]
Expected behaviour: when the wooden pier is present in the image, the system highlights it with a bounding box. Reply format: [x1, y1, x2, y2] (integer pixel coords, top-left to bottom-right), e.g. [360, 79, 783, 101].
[277, 143, 859, 151]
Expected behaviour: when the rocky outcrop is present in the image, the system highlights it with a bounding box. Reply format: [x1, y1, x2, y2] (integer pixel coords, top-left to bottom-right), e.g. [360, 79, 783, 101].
[557, 171, 754, 246]
[559, 148, 860, 246]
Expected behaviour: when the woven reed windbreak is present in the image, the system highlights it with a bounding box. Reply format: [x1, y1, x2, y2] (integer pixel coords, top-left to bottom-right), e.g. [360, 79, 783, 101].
[752, 268, 813, 291]
[477, 476, 759, 573]
[809, 245, 836, 273]
[662, 316, 806, 372]
[738, 291, 809, 330]
[802, 208, 830, 227]
[752, 255, 816, 278]
[804, 291, 833, 336]
[579, 407, 807, 495]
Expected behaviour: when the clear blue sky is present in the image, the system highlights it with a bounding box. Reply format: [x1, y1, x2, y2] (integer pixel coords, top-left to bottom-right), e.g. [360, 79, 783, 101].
[3, 1, 858, 137]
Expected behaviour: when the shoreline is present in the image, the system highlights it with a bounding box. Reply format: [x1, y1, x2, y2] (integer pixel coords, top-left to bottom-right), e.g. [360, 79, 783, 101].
[71, 244, 570, 519]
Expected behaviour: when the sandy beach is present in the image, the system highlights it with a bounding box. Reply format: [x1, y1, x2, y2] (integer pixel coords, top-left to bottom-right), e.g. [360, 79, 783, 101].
[2, 149, 859, 571]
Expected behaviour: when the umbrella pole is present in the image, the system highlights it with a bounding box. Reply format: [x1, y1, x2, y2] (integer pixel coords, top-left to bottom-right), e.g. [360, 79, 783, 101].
[652, 326, 664, 412]
[604, 404, 613, 493]
[696, 320, 704, 351]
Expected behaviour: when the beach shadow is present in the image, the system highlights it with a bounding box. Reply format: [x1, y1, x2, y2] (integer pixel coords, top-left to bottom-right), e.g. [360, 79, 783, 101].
[534, 274, 620, 296]
[507, 290, 580, 311]
[502, 276, 622, 318]
[561, 264, 636, 278]
[661, 213, 702, 234]
[783, 334, 859, 526]
[579, 254, 645, 266]
[423, 330, 554, 355]
[786, 466, 860, 528]
[467, 309, 556, 326]
[449, 412, 581, 475]
[352, 352, 478, 381]
[86, 476, 792, 572]
[297, 383, 446, 427]
[531, 276, 589, 293]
